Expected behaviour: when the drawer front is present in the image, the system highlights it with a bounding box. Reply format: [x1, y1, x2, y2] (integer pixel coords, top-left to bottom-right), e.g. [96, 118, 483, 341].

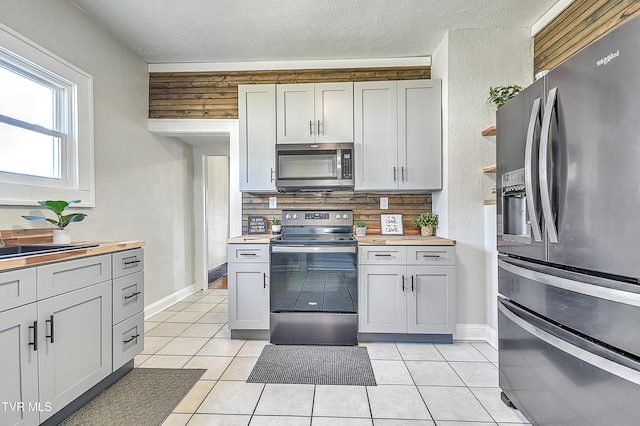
[37, 254, 112, 299]
[112, 248, 144, 279]
[113, 271, 144, 325]
[358, 246, 406, 265]
[113, 311, 144, 371]
[0, 268, 37, 312]
[406, 246, 456, 266]
[228, 244, 269, 262]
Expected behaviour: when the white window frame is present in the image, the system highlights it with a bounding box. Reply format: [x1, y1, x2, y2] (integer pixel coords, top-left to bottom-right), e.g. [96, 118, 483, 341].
[0, 23, 94, 207]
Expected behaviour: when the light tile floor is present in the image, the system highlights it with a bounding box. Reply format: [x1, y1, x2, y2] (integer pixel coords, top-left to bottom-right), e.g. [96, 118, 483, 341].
[137, 288, 530, 426]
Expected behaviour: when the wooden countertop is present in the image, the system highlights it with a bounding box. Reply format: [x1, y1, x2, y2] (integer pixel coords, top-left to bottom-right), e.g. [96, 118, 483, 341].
[0, 241, 145, 271]
[227, 234, 455, 246]
[227, 235, 280, 244]
[356, 235, 456, 246]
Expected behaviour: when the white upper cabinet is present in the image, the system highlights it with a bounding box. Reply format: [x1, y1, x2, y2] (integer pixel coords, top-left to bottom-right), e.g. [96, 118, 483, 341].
[398, 80, 442, 191]
[238, 84, 276, 191]
[354, 81, 398, 190]
[355, 79, 442, 191]
[277, 82, 353, 144]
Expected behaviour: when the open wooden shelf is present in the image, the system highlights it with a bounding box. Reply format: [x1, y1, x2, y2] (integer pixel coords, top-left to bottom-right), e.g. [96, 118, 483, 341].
[483, 164, 496, 173]
[482, 125, 496, 136]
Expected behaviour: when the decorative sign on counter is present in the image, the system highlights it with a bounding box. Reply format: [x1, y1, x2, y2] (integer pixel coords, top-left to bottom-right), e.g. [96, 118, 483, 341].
[247, 215, 267, 235]
[381, 214, 403, 235]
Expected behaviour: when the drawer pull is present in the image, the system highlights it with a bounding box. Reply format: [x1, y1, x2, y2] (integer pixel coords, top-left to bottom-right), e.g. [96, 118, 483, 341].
[123, 259, 141, 267]
[29, 321, 38, 351]
[240, 253, 258, 257]
[123, 334, 140, 344]
[422, 255, 441, 259]
[375, 254, 392, 257]
[46, 315, 54, 344]
[124, 291, 141, 300]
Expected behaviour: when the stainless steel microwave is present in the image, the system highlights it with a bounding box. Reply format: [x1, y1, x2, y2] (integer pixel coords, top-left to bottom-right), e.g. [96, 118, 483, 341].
[275, 143, 354, 191]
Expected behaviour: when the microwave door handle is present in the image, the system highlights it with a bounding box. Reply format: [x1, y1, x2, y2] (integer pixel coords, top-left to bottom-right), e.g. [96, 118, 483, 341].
[539, 87, 559, 243]
[525, 97, 543, 242]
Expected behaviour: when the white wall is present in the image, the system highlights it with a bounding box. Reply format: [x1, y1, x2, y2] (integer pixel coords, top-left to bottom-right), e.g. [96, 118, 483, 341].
[207, 156, 229, 270]
[432, 28, 533, 338]
[0, 0, 195, 306]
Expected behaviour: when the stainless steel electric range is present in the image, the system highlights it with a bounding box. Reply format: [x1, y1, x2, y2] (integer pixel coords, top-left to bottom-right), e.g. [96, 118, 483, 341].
[269, 209, 358, 345]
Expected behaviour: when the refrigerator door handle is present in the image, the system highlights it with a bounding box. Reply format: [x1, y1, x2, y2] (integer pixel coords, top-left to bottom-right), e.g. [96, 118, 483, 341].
[525, 96, 543, 242]
[539, 87, 559, 243]
[499, 258, 640, 307]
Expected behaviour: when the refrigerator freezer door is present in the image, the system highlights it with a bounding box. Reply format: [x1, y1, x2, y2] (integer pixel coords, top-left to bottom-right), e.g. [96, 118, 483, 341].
[496, 78, 546, 261]
[499, 298, 640, 426]
[544, 16, 640, 280]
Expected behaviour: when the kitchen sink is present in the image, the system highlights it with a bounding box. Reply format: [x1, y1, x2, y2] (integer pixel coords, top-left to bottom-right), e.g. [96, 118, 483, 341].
[0, 244, 98, 259]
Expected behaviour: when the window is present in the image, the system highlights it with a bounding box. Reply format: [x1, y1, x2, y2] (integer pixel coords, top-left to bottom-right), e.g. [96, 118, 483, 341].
[0, 23, 94, 206]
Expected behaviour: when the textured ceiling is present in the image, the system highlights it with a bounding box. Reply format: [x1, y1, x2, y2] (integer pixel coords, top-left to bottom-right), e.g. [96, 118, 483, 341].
[71, 0, 560, 64]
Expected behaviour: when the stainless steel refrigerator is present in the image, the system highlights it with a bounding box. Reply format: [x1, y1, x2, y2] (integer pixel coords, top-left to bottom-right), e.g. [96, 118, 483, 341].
[497, 16, 640, 426]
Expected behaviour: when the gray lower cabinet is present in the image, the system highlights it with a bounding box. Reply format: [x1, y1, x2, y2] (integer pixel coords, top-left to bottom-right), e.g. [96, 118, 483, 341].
[227, 244, 269, 331]
[358, 245, 456, 335]
[0, 248, 144, 426]
[37, 281, 112, 423]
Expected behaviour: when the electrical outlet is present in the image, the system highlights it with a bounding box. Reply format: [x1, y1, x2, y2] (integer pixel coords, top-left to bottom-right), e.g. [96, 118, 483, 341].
[380, 197, 389, 210]
[269, 197, 277, 208]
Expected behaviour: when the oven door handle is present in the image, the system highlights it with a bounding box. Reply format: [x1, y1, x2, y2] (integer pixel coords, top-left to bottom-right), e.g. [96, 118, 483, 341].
[271, 245, 357, 254]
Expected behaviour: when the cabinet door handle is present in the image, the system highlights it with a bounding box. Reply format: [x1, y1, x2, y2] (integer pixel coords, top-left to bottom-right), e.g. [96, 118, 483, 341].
[123, 334, 140, 344]
[411, 275, 415, 292]
[401, 167, 406, 182]
[318, 120, 322, 135]
[46, 315, 54, 344]
[270, 168, 274, 182]
[393, 167, 397, 182]
[263, 272, 268, 288]
[124, 291, 141, 300]
[309, 120, 314, 135]
[29, 320, 38, 351]
[401, 275, 405, 291]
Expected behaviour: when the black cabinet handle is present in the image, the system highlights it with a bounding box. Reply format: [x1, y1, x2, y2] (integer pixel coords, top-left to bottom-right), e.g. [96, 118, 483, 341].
[263, 273, 267, 288]
[29, 320, 38, 351]
[124, 334, 140, 344]
[411, 275, 415, 292]
[375, 254, 392, 257]
[124, 291, 141, 300]
[401, 275, 405, 291]
[123, 259, 141, 267]
[46, 315, 54, 343]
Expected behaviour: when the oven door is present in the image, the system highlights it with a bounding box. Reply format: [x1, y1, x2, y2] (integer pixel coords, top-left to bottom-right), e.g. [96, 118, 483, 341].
[269, 243, 358, 345]
[270, 244, 357, 313]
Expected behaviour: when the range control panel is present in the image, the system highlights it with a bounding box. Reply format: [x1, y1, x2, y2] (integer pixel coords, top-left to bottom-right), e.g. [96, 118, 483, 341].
[281, 210, 353, 226]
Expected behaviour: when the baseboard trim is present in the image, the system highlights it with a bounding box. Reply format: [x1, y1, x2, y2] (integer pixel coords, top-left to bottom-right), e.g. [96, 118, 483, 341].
[208, 263, 227, 283]
[454, 323, 495, 344]
[144, 284, 196, 320]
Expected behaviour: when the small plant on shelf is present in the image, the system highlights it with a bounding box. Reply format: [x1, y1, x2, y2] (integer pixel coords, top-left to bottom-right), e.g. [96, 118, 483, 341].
[272, 218, 281, 226]
[271, 218, 281, 235]
[355, 221, 367, 236]
[488, 85, 523, 109]
[411, 212, 439, 237]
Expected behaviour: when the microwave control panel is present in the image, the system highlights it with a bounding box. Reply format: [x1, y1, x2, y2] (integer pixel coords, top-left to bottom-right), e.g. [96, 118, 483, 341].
[342, 151, 352, 179]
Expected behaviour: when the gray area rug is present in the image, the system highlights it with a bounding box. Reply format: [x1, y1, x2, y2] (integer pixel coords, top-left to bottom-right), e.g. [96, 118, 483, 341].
[247, 345, 377, 386]
[60, 368, 205, 426]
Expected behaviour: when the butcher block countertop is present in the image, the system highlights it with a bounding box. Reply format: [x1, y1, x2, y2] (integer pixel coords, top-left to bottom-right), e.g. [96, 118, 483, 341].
[0, 241, 145, 271]
[356, 235, 456, 246]
[227, 234, 455, 246]
[227, 235, 280, 244]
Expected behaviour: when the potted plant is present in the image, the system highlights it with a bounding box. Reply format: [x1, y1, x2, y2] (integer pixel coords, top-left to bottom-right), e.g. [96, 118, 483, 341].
[411, 212, 439, 237]
[488, 85, 523, 109]
[271, 218, 281, 235]
[22, 200, 87, 244]
[355, 221, 367, 237]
